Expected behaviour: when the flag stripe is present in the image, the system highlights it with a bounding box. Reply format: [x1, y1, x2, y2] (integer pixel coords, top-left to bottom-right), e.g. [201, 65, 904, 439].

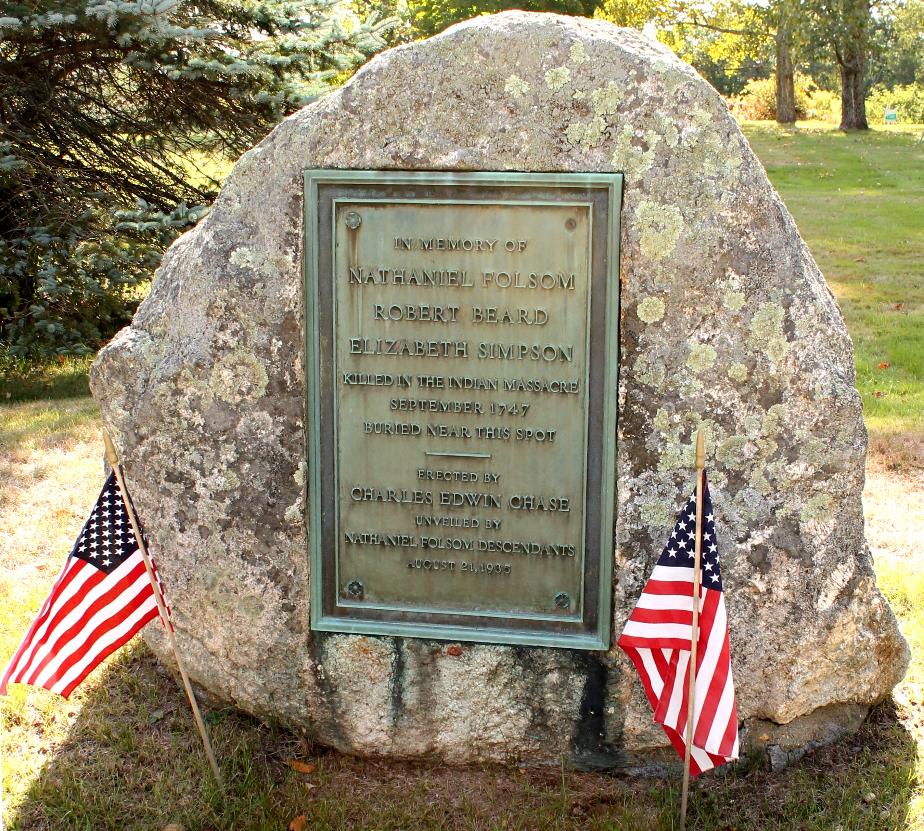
[641, 579, 695, 596]
[22, 559, 148, 687]
[52, 590, 160, 697]
[628, 608, 694, 627]
[1, 473, 169, 699]
[621, 620, 693, 641]
[618, 473, 738, 778]
[0, 559, 73, 693]
[32, 560, 153, 688]
[635, 593, 695, 611]
[692, 594, 729, 748]
[5, 558, 97, 684]
[59, 603, 161, 698]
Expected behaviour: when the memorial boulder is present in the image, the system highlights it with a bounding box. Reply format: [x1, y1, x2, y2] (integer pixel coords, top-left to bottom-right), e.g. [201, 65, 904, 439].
[90, 12, 908, 769]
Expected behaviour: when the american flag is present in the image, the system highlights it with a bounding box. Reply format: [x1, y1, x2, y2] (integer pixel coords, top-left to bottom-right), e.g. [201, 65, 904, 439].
[1, 473, 168, 698]
[618, 474, 739, 776]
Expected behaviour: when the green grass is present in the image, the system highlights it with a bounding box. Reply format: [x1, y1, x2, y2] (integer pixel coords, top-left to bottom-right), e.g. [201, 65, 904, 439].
[0, 122, 922, 830]
[742, 121, 924, 442]
[0, 356, 93, 403]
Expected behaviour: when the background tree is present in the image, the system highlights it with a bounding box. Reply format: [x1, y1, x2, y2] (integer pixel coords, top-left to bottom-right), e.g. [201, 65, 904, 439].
[404, 0, 599, 38]
[0, 0, 390, 357]
[807, 0, 875, 127]
[599, 0, 809, 122]
[867, 0, 924, 85]
[775, 0, 798, 121]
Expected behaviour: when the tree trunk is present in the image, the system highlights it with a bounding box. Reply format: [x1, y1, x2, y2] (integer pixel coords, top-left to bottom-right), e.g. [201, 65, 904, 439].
[838, 53, 869, 129]
[834, 0, 871, 130]
[775, 21, 796, 124]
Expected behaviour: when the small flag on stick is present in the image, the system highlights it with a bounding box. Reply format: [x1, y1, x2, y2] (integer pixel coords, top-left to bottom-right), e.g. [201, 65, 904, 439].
[1, 473, 168, 697]
[618, 451, 739, 780]
[2, 435, 223, 786]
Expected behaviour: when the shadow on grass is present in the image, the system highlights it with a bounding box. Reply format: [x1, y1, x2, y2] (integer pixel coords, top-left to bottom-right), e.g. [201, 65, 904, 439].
[5, 642, 919, 831]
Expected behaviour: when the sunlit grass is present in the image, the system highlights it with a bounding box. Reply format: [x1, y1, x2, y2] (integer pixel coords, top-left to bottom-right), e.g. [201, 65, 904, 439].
[742, 122, 924, 445]
[0, 356, 93, 403]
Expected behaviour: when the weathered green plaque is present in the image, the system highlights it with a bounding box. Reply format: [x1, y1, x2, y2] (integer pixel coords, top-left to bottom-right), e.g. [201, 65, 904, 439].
[305, 171, 621, 649]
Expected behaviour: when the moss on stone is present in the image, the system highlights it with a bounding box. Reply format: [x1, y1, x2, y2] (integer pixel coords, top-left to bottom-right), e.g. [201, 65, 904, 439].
[636, 296, 665, 323]
[653, 408, 671, 432]
[210, 351, 269, 405]
[750, 303, 790, 362]
[504, 75, 529, 98]
[762, 404, 787, 436]
[638, 497, 673, 528]
[743, 414, 762, 435]
[611, 125, 657, 176]
[728, 362, 749, 382]
[565, 116, 606, 150]
[635, 200, 683, 261]
[569, 41, 588, 64]
[590, 82, 623, 116]
[634, 355, 666, 388]
[544, 66, 570, 90]
[723, 290, 746, 312]
[749, 470, 771, 495]
[686, 343, 717, 373]
[717, 435, 748, 469]
[801, 492, 834, 524]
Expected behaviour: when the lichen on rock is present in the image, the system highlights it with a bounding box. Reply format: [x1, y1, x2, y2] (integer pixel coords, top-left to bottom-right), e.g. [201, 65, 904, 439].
[686, 342, 717, 373]
[504, 75, 529, 98]
[636, 297, 665, 324]
[544, 66, 570, 90]
[89, 12, 907, 773]
[634, 200, 684, 261]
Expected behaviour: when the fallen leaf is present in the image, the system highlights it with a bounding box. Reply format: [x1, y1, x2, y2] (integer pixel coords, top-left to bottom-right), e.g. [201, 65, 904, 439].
[873, 391, 884, 398]
[895, 302, 905, 311]
[286, 759, 317, 775]
[446, 644, 463, 657]
[854, 256, 866, 262]
[289, 815, 308, 831]
[878, 361, 890, 369]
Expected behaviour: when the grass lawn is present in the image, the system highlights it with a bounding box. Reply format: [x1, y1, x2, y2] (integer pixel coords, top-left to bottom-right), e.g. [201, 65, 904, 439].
[742, 121, 924, 468]
[0, 122, 921, 830]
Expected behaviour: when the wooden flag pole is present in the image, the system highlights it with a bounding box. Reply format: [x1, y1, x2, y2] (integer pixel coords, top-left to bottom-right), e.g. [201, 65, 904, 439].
[679, 429, 706, 831]
[103, 433, 224, 788]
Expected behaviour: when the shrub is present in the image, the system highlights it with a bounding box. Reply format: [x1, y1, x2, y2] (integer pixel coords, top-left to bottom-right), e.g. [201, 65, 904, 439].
[731, 76, 838, 122]
[866, 84, 924, 124]
[803, 88, 840, 122]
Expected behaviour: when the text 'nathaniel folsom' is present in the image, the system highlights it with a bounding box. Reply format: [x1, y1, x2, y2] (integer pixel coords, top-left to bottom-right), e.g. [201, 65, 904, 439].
[348, 267, 576, 290]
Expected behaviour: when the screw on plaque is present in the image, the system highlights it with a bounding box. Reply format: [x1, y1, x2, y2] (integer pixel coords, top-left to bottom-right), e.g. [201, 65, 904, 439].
[565, 217, 577, 231]
[346, 579, 364, 599]
[554, 591, 570, 609]
[344, 211, 362, 230]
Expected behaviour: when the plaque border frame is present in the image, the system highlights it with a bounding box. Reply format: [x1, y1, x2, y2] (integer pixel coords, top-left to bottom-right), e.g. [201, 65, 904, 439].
[304, 170, 622, 650]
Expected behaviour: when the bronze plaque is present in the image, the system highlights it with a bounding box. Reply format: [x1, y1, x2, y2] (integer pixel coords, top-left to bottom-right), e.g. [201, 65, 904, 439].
[305, 171, 621, 649]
